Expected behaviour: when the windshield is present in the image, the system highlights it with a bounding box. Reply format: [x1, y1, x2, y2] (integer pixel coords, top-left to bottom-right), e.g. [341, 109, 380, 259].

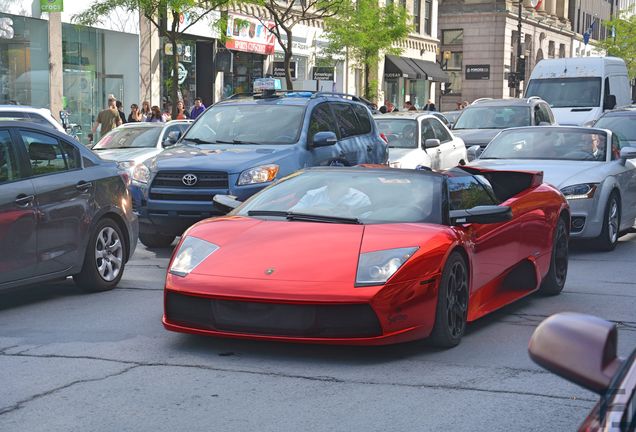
[595, 115, 636, 143]
[183, 104, 305, 145]
[526, 77, 602, 108]
[375, 119, 418, 148]
[235, 169, 443, 224]
[453, 106, 530, 130]
[93, 127, 162, 149]
[480, 128, 607, 161]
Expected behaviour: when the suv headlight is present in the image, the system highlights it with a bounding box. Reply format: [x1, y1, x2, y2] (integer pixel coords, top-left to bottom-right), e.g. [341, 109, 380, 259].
[560, 183, 598, 200]
[169, 236, 219, 277]
[356, 247, 418, 286]
[132, 164, 150, 184]
[117, 160, 136, 170]
[237, 164, 279, 186]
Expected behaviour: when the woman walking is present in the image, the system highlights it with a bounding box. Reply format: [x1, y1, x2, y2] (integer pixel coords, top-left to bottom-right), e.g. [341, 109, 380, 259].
[128, 104, 143, 122]
[140, 100, 151, 120]
[175, 101, 189, 120]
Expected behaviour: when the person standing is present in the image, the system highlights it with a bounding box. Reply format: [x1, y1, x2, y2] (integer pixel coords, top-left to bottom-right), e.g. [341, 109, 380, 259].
[140, 100, 151, 120]
[115, 100, 127, 124]
[128, 104, 142, 122]
[92, 97, 122, 139]
[190, 97, 206, 119]
[423, 99, 437, 111]
[175, 101, 190, 120]
[146, 105, 164, 123]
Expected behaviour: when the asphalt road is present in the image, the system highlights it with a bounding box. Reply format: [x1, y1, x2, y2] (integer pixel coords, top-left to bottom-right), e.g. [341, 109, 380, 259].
[1, 235, 635, 432]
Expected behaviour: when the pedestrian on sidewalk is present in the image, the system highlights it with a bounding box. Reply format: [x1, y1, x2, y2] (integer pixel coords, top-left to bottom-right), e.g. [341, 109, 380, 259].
[141, 100, 151, 120]
[190, 97, 206, 119]
[115, 100, 127, 124]
[128, 104, 142, 122]
[423, 99, 436, 111]
[175, 101, 190, 120]
[146, 105, 164, 123]
[92, 97, 122, 139]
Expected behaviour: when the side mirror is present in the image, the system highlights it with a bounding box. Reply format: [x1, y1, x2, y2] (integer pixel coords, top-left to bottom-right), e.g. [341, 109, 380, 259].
[467, 145, 483, 161]
[424, 138, 441, 149]
[604, 94, 617, 111]
[213, 194, 242, 212]
[163, 131, 181, 147]
[313, 131, 338, 147]
[528, 312, 623, 395]
[620, 146, 636, 163]
[450, 205, 512, 225]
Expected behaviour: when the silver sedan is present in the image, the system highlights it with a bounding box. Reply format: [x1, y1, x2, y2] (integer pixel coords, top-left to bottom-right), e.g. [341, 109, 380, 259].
[470, 126, 636, 250]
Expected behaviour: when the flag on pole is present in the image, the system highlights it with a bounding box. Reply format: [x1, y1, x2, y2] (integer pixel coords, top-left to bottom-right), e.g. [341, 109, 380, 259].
[534, 0, 544, 10]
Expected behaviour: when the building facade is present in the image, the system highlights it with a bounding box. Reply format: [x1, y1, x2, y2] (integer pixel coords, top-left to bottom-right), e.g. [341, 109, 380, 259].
[438, 0, 573, 111]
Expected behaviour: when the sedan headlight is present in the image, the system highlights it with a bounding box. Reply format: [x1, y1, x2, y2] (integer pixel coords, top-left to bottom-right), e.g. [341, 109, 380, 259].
[169, 237, 219, 277]
[560, 183, 598, 200]
[389, 161, 402, 168]
[237, 164, 279, 186]
[132, 164, 150, 184]
[356, 247, 418, 286]
[117, 160, 136, 170]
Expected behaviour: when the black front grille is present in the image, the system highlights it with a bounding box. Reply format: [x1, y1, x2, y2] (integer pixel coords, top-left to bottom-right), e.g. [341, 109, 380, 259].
[148, 193, 215, 202]
[151, 171, 229, 189]
[166, 291, 382, 338]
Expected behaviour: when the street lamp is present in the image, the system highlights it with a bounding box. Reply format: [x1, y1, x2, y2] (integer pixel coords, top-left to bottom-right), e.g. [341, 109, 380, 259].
[511, 0, 539, 97]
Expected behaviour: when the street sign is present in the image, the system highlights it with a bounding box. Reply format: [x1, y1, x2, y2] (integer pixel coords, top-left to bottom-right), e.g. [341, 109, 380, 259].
[312, 67, 335, 81]
[465, 64, 490, 80]
[40, 0, 63, 12]
[272, 61, 296, 78]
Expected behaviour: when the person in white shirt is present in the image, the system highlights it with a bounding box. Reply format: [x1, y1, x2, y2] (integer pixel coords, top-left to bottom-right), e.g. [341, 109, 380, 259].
[290, 180, 371, 216]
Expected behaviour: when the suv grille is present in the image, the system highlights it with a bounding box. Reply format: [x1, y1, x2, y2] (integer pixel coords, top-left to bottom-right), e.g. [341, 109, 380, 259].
[151, 171, 229, 189]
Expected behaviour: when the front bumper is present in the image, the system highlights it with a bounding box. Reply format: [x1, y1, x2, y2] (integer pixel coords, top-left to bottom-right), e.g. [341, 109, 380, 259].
[163, 272, 440, 345]
[566, 196, 603, 239]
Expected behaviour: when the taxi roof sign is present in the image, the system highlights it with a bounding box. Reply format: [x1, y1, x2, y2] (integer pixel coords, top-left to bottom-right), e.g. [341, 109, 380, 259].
[253, 78, 282, 92]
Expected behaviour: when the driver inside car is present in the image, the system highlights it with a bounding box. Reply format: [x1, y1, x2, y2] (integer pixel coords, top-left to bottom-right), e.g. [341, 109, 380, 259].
[584, 133, 605, 160]
[289, 178, 371, 216]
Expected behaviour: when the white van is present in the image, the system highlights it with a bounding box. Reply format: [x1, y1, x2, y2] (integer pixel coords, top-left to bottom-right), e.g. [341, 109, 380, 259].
[525, 56, 631, 126]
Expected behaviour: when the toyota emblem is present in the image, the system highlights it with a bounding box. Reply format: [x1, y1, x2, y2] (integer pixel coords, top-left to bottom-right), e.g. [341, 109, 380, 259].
[182, 173, 198, 186]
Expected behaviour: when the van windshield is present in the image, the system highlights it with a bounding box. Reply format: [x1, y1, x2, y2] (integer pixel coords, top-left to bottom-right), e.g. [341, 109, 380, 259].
[526, 77, 601, 108]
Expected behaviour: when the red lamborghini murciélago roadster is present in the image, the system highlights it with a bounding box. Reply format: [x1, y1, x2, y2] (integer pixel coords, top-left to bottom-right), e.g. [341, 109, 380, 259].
[163, 166, 569, 347]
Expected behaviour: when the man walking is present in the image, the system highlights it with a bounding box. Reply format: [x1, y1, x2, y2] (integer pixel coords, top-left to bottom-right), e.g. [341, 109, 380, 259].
[93, 97, 122, 139]
[190, 97, 206, 119]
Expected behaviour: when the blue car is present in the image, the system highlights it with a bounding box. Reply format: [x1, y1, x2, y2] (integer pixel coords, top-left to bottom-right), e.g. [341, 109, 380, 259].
[130, 91, 389, 247]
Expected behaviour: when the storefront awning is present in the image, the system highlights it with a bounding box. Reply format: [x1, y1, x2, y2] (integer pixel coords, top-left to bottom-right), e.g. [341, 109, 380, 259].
[408, 58, 449, 82]
[384, 55, 422, 79]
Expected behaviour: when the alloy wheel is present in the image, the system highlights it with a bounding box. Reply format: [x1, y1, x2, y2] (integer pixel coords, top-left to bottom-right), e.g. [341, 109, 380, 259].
[554, 221, 568, 286]
[95, 226, 123, 282]
[446, 261, 468, 338]
[608, 198, 619, 244]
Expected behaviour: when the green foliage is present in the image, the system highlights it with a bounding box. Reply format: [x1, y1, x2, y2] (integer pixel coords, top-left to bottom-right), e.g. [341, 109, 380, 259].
[323, 0, 411, 99]
[598, 8, 636, 79]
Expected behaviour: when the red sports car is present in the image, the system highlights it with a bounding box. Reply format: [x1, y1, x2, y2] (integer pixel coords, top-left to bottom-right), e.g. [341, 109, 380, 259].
[163, 166, 569, 347]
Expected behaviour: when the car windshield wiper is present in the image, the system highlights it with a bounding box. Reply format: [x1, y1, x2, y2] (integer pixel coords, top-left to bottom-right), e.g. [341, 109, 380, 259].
[247, 210, 361, 224]
[182, 137, 216, 144]
[215, 139, 261, 145]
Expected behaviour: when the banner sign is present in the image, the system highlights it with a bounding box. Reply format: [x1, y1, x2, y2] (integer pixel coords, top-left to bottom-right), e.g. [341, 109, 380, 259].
[225, 13, 276, 55]
[272, 61, 296, 78]
[40, 0, 63, 12]
[312, 67, 335, 81]
[465, 64, 490, 80]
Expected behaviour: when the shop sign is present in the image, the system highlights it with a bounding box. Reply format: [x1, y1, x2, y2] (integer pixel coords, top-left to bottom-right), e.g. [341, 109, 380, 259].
[40, 0, 63, 12]
[0, 17, 14, 39]
[225, 13, 276, 55]
[272, 61, 296, 78]
[465, 64, 490, 80]
[164, 43, 193, 63]
[312, 67, 334, 81]
[177, 63, 188, 85]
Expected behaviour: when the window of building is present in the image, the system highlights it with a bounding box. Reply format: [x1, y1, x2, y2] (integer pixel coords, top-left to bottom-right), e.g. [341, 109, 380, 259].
[424, 0, 432, 36]
[414, 0, 421, 33]
[442, 29, 463, 45]
[444, 51, 462, 94]
[548, 41, 555, 58]
[559, 43, 566, 58]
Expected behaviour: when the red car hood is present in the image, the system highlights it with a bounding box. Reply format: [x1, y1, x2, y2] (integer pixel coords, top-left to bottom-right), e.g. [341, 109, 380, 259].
[188, 217, 365, 283]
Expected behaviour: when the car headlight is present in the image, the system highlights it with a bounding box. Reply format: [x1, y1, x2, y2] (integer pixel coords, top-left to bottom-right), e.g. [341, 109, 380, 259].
[117, 160, 136, 170]
[132, 164, 150, 184]
[356, 247, 418, 286]
[237, 164, 279, 186]
[389, 161, 402, 168]
[169, 236, 219, 277]
[560, 183, 598, 200]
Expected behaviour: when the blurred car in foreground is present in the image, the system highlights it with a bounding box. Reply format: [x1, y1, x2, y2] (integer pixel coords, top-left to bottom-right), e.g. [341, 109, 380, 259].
[92, 120, 192, 175]
[374, 112, 466, 169]
[470, 126, 636, 250]
[0, 121, 138, 292]
[594, 106, 636, 147]
[529, 312, 636, 432]
[452, 98, 556, 159]
[163, 165, 568, 348]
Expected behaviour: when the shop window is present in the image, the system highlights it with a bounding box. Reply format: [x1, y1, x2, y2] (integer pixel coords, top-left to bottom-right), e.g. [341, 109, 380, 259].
[559, 43, 566, 58]
[442, 29, 463, 45]
[445, 52, 462, 94]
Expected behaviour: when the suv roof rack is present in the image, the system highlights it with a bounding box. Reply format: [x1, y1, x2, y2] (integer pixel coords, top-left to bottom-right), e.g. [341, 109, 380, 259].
[470, 98, 494, 105]
[526, 96, 543, 103]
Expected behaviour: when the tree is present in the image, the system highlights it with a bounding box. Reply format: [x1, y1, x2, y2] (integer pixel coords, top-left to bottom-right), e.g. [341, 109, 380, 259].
[73, 0, 231, 116]
[323, 0, 410, 101]
[598, 8, 636, 79]
[251, 0, 343, 90]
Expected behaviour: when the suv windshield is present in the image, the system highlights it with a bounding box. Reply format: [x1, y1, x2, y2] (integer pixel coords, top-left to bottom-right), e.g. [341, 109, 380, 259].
[480, 128, 607, 161]
[93, 127, 162, 149]
[375, 119, 417, 148]
[235, 169, 443, 224]
[454, 106, 530, 129]
[183, 104, 305, 145]
[526, 77, 601, 108]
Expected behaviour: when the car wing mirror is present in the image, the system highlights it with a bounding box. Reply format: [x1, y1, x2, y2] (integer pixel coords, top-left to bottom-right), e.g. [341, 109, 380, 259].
[619, 146, 636, 164]
[467, 145, 483, 161]
[449, 205, 512, 225]
[424, 138, 440, 149]
[213, 194, 243, 212]
[528, 312, 623, 395]
[163, 131, 181, 147]
[313, 131, 338, 147]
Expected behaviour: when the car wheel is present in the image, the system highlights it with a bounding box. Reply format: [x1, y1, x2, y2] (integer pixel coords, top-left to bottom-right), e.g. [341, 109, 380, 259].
[139, 232, 176, 248]
[595, 192, 621, 251]
[429, 252, 469, 348]
[73, 218, 126, 292]
[538, 216, 568, 296]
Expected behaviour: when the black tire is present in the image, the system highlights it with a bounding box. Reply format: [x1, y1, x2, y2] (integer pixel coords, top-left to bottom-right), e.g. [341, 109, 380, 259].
[429, 252, 469, 348]
[539, 217, 569, 296]
[73, 218, 126, 292]
[595, 192, 621, 251]
[139, 232, 175, 248]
